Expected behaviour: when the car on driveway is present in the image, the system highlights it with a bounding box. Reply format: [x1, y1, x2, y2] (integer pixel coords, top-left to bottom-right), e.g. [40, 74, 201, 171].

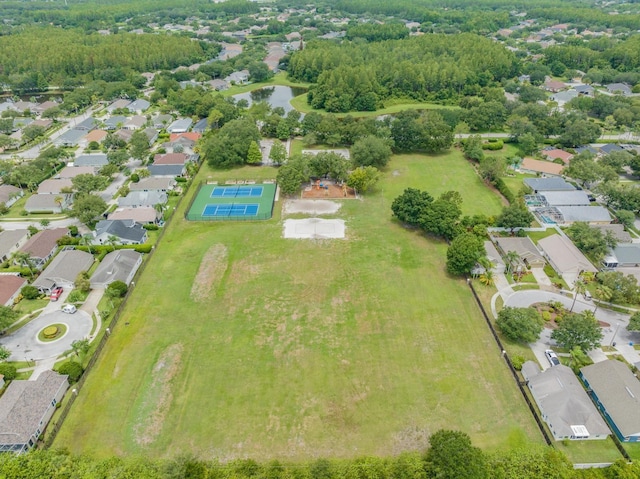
[545, 349, 560, 367]
[50, 287, 63, 302]
[61, 304, 77, 314]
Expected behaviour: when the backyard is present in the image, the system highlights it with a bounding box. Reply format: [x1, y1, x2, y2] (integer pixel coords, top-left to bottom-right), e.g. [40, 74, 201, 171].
[53, 151, 541, 459]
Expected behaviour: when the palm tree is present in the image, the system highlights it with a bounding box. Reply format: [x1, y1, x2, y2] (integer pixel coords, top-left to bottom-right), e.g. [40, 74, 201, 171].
[107, 235, 119, 252]
[479, 269, 495, 286]
[504, 250, 519, 274]
[12, 251, 35, 279]
[79, 234, 94, 255]
[570, 280, 586, 312]
[593, 285, 613, 315]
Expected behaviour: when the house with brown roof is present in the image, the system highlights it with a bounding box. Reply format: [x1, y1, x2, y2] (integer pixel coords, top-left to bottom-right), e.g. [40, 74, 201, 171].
[519, 158, 564, 176]
[169, 132, 201, 143]
[0, 274, 27, 307]
[24, 194, 70, 214]
[37, 178, 73, 195]
[544, 80, 567, 93]
[78, 129, 108, 149]
[0, 371, 69, 453]
[56, 166, 95, 179]
[153, 153, 188, 165]
[108, 207, 161, 224]
[123, 115, 146, 130]
[542, 149, 574, 165]
[19, 228, 69, 268]
[538, 234, 597, 286]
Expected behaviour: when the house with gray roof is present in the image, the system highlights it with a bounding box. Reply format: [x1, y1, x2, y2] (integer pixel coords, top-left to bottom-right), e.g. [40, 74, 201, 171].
[37, 178, 73, 195]
[166, 118, 192, 134]
[24, 194, 70, 214]
[75, 117, 99, 131]
[580, 360, 640, 442]
[103, 115, 127, 130]
[0, 371, 69, 453]
[0, 184, 23, 207]
[192, 118, 209, 133]
[33, 249, 94, 293]
[0, 229, 29, 262]
[522, 362, 610, 441]
[538, 234, 597, 286]
[493, 236, 545, 269]
[118, 191, 167, 208]
[592, 224, 632, 244]
[74, 153, 108, 168]
[224, 70, 249, 84]
[56, 166, 95, 179]
[127, 99, 150, 113]
[0, 274, 27, 307]
[551, 89, 578, 107]
[574, 84, 595, 96]
[54, 128, 86, 147]
[19, 228, 69, 268]
[129, 177, 176, 193]
[107, 99, 132, 112]
[598, 144, 623, 155]
[148, 164, 186, 177]
[93, 220, 147, 245]
[537, 190, 591, 207]
[123, 115, 146, 130]
[602, 244, 640, 268]
[556, 206, 611, 224]
[143, 127, 159, 146]
[606, 83, 632, 96]
[90, 249, 142, 289]
[152, 114, 173, 129]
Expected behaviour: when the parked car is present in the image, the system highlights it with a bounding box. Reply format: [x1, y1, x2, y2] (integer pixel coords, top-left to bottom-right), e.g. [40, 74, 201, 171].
[50, 287, 63, 302]
[545, 349, 560, 367]
[61, 304, 77, 314]
[583, 290, 592, 301]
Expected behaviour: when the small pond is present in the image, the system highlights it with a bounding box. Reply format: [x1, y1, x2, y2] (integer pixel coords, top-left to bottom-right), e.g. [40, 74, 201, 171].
[232, 85, 306, 114]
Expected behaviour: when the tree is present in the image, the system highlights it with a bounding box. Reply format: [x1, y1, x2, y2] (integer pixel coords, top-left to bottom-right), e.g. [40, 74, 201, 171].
[107, 149, 129, 167]
[203, 118, 261, 168]
[593, 284, 613, 315]
[106, 280, 128, 298]
[0, 363, 17, 380]
[570, 280, 586, 312]
[504, 250, 520, 274]
[75, 271, 91, 293]
[12, 251, 35, 279]
[21, 124, 46, 143]
[39, 219, 50, 229]
[0, 345, 10, 362]
[268, 141, 286, 166]
[551, 311, 603, 352]
[425, 430, 488, 479]
[629, 311, 640, 332]
[478, 156, 505, 183]
[275, 155, 310, 195]
[391, 188, 433, 226]
[351, 135, 392, 168]
[56, 360, 83, 382]
[129, 130, 150, 161]
[71, 339, 90, 358]
[419, 195, 463, 241]
[559, 118, 601, 147]
[446, 233, 485, 276]
[71, 194, 108, 226]
[246, 141, 263, 165]
[565, 154, 616, 188]
[72, 174, 109, 194]
[496, 307, 544, 343]
[248, 61, 272, 82]
[496, 204, 534, 233]
[0, 305, 18, 331]
[42, 105, 63, 121]
[346, 166, 380, 194]
[597, 270, 640, 304]
[21, 285, 40, 300]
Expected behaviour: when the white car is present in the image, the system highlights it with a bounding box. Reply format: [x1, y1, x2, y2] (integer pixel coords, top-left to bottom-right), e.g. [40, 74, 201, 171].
[61, 304, 77, 314]
[545, 349, 560, 367]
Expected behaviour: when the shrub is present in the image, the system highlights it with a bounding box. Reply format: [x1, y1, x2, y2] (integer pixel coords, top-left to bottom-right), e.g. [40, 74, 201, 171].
[175, 177, 188, 183]
[21, 285, 40, 300]
[57, 361, 83, 382]
[130, 173, 140, 183]
[0, 363, 17, 380]
[542, 311, 551, 322]
[134, 244, 153, 253]
[68, 225, 79, 236]
[492, 178, 515, 204]
[67, 290, 85, 303]
[482, 140, 503, 150]
[143, 224, 159, 230]
[106, 280, 128, 298]
[511, 355, 526, 370]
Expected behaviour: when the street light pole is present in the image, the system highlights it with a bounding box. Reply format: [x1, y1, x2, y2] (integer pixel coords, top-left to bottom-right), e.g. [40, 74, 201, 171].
[609, 322, 620, 347]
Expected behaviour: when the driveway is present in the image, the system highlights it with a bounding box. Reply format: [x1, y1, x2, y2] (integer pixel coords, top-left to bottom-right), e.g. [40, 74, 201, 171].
[0, 309, 92, 361]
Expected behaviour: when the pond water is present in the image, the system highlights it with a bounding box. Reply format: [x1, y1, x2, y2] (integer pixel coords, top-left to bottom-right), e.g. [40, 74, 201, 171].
[232, 85, 306, 113]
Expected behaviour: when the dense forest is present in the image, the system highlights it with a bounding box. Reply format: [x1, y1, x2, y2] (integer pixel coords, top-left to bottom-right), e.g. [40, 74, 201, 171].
[288, 34, 518, 111]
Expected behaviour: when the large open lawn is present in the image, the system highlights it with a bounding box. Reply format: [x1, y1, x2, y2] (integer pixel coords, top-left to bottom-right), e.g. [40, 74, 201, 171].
[54, 151, 540, 460]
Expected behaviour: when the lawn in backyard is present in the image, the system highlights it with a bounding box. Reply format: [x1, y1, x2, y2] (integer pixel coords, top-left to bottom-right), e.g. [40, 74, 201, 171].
[53, 151, 540, 460]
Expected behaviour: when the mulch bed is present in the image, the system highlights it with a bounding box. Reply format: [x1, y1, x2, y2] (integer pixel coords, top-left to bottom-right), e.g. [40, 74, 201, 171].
[301, 182, 356, 199]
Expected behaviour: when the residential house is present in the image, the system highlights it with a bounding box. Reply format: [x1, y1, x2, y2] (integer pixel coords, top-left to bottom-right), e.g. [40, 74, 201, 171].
[108, 207, 161, 224]
[129, 177, 176, 193]
[143, 127, 159, 146]
[302, 149, 351, 160]
[74, 154, 108, 168]
[0, 371, 69, 453]
[147, 164, 186, 177]
[78, 129, 108, 149]
[574, 84, 595, 96]
[123, 115, 146, 130]
[54, 129, 86, 147]
[522, 362, 610, 441]
[74, 117, 99, 131]
[519, 158, 564, 176]
[103, 116, 127, 130]
[575, 145, 598, 155]
[551, 90, 578, 108]
[153, 152, 188, 165]
[493, 236, 546, 269]
[127, 99, 150, 113]
[56, 166, 95, 179]
[32, 249, 94, 293]
[114, 129, 133, 143]
[534, 190, 591, 207]
[606, 83, 632, 96]
[598, 144, 623, 155]
[207, 79, 229, 91]
[555, 206, 611, 224]
[107, 99, 132, 112]
[542, 149, 574, 165]
[152, 114, 173, 129]
[544, 80, 567, 93]
[118, 191, 167, 208]
[10, 101, 36, 114]
[24, 194, 70, 214]
[179, 80, 200, 90]
[592, 224, 632, 244]
[538, 234, 597, 286]
[0, 229, 29, 262]
[12, 118, 33, 131]
[224, 70, 250, 85]
[483, 240, 505, 273]
[90, 249, 143, 289]
[93, 219, 147, 245]
[524, 177, 575, 193]
[30, 119, 53, 130]
[169, 132, 201, 143]
[192, 118, 209, 133]
[37, 179, 73, 195]
[0, 184, 23, 207]
[19, 227, 69, 268]
[166, 118, 192, 134]
[602, 244, 640, 268]
[580, 360, 640, 442]
[0, 274, 27, 307]
[32, 101, 59, 116]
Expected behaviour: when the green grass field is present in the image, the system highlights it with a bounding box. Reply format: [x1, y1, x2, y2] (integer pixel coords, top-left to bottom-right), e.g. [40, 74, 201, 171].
[54, 150, 540, 460]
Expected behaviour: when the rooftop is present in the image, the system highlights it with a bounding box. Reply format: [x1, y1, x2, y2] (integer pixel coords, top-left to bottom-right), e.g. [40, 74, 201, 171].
[538, 234, 597, 274]
[524, 178, 575, 193]
[90, 249, 142, 286]
[20, 228, 68, 259]
[33, 249, 94, 289]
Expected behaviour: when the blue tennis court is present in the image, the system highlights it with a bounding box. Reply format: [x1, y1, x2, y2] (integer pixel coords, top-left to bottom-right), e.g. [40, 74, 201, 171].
[202, 203, 259, 217]
[211, 186, 264, 198]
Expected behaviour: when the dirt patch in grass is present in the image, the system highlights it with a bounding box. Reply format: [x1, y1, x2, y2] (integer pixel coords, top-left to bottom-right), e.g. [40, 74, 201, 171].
[133, 343, 183, 446]
[392, 426, 431, 455]
[190, 244, 228, 302]
[283, 199, 342, 215]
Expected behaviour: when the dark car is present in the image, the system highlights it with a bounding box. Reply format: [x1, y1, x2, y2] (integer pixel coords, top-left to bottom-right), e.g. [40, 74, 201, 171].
[50, 287, 63, 302]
